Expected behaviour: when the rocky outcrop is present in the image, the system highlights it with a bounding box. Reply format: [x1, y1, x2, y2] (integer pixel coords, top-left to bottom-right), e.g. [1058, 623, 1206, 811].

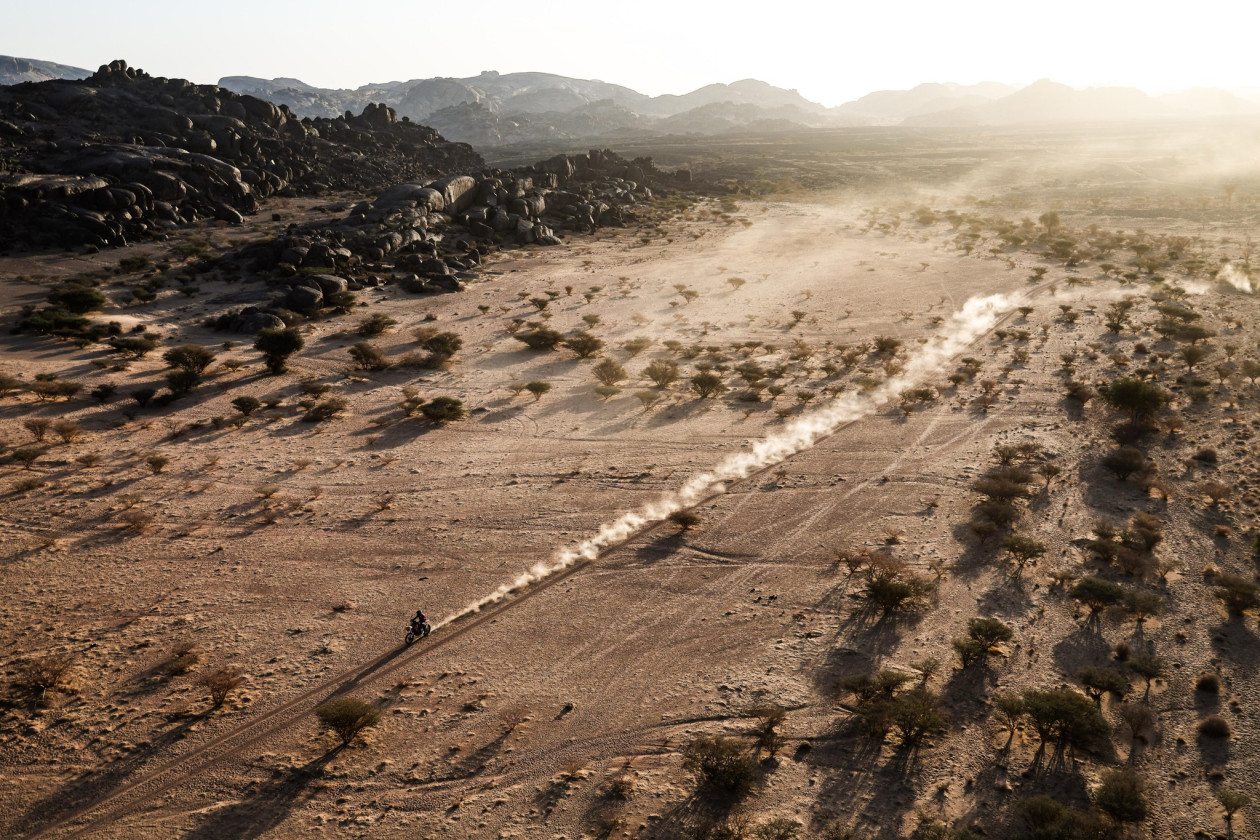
[208, 148, 685, 332]
[0, 60, 483, 250]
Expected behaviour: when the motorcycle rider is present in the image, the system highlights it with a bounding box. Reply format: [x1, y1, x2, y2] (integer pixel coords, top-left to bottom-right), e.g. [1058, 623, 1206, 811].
[410, 609, 428, 635]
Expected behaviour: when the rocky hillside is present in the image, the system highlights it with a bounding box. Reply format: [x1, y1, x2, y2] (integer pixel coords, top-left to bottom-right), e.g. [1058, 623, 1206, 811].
[0, 55, 90, 86]
[0, 60, 483, 250]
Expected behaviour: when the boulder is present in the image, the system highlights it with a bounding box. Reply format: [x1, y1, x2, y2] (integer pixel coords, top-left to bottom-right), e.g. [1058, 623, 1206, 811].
[284, 285, 323, 313]
[309, 274, 348, 296]
[428, 175, 477, 214]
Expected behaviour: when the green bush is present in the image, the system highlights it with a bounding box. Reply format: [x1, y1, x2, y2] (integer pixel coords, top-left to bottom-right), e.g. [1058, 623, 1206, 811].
[514, 328, 565, 351]
[420, 397, 466, 424]
[254, 327, 305, 375]
[348, 342, 390, 371]
[47, 283, 106, 314]
[315, 696, 380, 746]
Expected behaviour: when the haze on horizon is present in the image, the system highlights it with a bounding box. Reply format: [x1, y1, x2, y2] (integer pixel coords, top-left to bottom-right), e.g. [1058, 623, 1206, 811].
[6, 0, 1260, 105]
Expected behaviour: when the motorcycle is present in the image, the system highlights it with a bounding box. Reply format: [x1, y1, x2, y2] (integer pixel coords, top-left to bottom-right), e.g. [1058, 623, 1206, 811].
[405, 620, 432, 646]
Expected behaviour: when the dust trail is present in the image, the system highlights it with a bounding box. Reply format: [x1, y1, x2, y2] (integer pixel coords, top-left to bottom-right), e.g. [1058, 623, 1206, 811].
[1216, 262, 1255, 294]
[433, 293, 1017, 629]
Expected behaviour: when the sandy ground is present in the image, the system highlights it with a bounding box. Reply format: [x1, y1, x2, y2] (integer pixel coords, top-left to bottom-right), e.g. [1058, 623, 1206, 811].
[1, 194, 1258, 839]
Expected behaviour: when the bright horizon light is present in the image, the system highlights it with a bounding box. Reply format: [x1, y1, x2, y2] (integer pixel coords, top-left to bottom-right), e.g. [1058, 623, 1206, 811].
[6, 0, 1260, 105]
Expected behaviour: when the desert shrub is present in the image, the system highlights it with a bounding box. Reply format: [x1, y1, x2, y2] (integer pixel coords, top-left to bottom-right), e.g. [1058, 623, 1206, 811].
[1101, 446, 1146, 480]
[690, 371, 727, 398]
[23, 417, 51, 442]
[643, 358, 680, 387]
[1117, 702, 1154, 743]
[1195, 672, 1221, 694]
[106, 334, 158, 359]
[1128, 652, 1167, 691]
[862, 561, 932, 616]
[1094, 768, 1148, 823]
[89, 383, 117, 405]
[1021, 688, 1110, 752]
[525, 381, 551, 401]
[1197, 479, 1234, 505]
[562, 331, 604, 358]
[585, 358, 626, 387]
[16, 652, 75, 700]
[348, 342, 389, 371]
[890, 687, 946, 746]
[145, 454, 170, 474]
[303, 397, 348, 423]
[1213, 574, 1259, 615]
[197, 667, 244, 709]
[873, 336, 902, 357]
[1198, 714, 1232, 738]
[669, 510, 700, 531]
[11, 446, 45, 470]
[1121, 590, 1162, 621]
[163, 344, 216, 376]
[622, 337, 652, 356]
[1124, 512, 1163, 551]
[602, 774, 636, 801]
[515, 327, 565, 351]
[1002, 534, 1047, 569]
[1077, 666, 1129, 703]
[231, 395, 261, 416]
[750, 705, 786, 757]
[1099, 377, 1166, 426]
[254, 327, 305, 374]
[75, 452, 102, 469]
[415, 330, 462, 364]
[131, 387, 157, 408]
[30, 378, 83, 401]
[47, 283, 106, 314]
[1216, 789, 1252, 824]
[316, 696, 381, 746]
[1015, 796, 1110, 840]
[682, 736, 757, 798]
[1070, 576, 1125, 613]
[420, 397, 466, 424]
[356, 313, 396, 336]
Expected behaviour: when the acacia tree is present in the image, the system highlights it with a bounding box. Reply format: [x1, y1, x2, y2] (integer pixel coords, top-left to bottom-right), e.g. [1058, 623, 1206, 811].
[1099, 378, 1167, 427]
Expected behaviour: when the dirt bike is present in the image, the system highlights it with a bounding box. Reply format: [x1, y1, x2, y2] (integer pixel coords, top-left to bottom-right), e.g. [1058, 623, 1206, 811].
[405, 620, 432, 646]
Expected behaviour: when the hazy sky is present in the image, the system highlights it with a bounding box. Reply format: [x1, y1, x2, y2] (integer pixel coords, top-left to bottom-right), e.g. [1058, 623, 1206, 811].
[7, 0, 1259, 104]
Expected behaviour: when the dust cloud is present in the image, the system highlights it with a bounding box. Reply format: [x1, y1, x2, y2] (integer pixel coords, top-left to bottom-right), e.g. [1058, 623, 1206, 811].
[433, 292, 1017, 629]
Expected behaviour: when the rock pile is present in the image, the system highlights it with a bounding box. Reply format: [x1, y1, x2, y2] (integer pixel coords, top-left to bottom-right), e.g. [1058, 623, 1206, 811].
[0, 60, 483, 250]
[212, 147, 678, 332]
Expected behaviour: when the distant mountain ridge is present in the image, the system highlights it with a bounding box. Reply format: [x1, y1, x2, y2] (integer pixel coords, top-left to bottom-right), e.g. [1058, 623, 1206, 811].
[0, 55, 91, 85]
[4, 56, 1257, 147]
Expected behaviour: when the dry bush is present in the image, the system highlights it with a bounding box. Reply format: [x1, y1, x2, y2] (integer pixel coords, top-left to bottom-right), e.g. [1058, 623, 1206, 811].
[17, 652, 75, 701]
[197, 667, 244, 708]
[119, 508, 155, 533]
[166, 641, 200, 676]
[75, 452, 102, 469]
[145, 454, 170, 474]
[53, 420, 83, 444]
[23, 417, 52, 442]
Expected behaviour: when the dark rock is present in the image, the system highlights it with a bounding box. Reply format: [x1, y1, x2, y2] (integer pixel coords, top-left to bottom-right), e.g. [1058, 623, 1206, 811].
[284, 285, 323, 313]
